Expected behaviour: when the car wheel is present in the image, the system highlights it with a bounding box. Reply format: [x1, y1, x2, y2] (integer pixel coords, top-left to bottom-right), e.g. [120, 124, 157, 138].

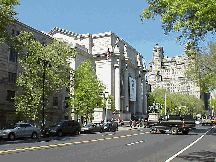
[150, 127, 156, 134]
[31, 132, 37, 139]
[171, 127, 178, 135]
[8, 133, 15, 141]
[57, 131, 63, 137]
[75, 130, 80, 135]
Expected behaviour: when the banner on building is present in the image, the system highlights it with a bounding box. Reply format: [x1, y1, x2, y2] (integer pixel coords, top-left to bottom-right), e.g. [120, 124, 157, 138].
[129, 77, 136, 101]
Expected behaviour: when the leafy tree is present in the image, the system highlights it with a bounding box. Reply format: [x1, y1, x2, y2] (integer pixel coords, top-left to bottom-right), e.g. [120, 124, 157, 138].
[14, 31, 75, 121]
[70, 60, 105, 121]
[186, 42, 216, 93]
[148, 88, 204, 116]
[0, 0, 20, 43]
[140, 0, 216, 44]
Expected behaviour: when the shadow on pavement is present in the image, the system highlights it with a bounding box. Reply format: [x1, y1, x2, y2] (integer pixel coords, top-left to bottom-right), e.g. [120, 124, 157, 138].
[176, 150, 216, 162]
[0, 134, 80, 145]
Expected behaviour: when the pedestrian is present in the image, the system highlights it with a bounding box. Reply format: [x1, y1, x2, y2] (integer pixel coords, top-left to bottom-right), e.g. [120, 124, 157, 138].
[130, 120, 132, 128]
[133, 120, 136, 127]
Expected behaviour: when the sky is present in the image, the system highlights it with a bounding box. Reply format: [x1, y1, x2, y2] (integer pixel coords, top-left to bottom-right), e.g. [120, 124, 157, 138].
[15, 0, 187, 67]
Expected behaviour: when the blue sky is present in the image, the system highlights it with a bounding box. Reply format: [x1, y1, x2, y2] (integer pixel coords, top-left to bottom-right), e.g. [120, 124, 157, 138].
[15, 0, 186, 66]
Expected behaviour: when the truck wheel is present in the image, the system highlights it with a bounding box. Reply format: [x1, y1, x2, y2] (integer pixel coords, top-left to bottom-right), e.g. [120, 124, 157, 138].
[160, 131, 165, 134]
[182, 131, 189, 135]
[150, 127, 157, 134]
[171, 127, 178, 135]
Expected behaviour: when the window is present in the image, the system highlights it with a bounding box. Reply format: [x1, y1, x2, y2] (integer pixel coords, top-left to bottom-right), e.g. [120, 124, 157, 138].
[6, 90, 15, 102]
[8, 72, 16, 83]
[53, 97, 58, 106]
[9, 47, 17, 62]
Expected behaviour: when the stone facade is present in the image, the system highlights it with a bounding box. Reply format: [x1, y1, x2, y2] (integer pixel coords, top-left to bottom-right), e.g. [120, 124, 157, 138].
[148, 44, 200, 98]
[48, 28, 148, 122]
[0, 21, 149, 128]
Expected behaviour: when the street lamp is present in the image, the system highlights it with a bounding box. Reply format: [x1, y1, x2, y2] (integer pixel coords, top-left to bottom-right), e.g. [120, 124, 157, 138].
[37, 58, 51, 133]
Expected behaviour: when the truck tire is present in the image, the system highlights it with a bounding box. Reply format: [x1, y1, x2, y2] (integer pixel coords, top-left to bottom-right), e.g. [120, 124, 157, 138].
[171, 127, 178, 135]
[150, 127, 157, 134]
[160, 131, 165, 134]
[182, 131, 189, 135]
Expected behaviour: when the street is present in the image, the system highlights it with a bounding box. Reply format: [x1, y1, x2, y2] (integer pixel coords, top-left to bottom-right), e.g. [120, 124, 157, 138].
[0, 124, 215, 162]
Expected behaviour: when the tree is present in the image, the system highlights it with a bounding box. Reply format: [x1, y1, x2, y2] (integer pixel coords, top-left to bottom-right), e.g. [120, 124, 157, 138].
[70, 60, 105, 121]
[14, 31, 75, 121]
[148, 88, 204, 116]
[140, 0, 216, 44]
[0, 0, 20, 43]
[186, 41, 216, 93]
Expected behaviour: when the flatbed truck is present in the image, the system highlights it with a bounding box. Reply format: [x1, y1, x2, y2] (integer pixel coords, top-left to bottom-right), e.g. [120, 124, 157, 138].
[147, 114, 196, 135]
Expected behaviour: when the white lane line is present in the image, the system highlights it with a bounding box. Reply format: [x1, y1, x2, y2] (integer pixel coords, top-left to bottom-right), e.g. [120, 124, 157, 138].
[165, 125, 215, 162]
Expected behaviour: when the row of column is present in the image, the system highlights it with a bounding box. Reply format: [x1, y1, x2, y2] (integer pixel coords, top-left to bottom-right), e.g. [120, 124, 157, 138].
[114, 60, 147, 116]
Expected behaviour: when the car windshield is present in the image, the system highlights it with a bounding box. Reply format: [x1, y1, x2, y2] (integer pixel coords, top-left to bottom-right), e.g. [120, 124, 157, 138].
[50, 121, 63, 127]
[103, 123, 110, 126]
[85, 124, 92, 127]
[2, 124, 18, 130]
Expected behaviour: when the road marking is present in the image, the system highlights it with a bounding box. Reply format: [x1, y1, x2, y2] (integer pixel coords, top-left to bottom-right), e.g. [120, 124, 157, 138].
[165, 125, 216, 162]
[0, 132, 147, 154]
[125, 140, 146, 146]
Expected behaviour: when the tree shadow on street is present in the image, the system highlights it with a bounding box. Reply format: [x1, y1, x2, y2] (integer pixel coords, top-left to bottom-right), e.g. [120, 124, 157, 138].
[176, 150, 216, 162]
[0, 134, 80, 145]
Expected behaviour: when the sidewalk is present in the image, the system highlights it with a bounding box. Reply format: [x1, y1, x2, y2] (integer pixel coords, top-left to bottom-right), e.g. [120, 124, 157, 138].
[118, 125, 143, 131]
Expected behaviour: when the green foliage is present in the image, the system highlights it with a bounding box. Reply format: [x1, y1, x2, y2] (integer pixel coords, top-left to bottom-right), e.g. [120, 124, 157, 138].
[70, 60, 105, 118]
[0, 0, 20, 43]
[148, 88, 204, 115]
[14, 31, 75, 120]
[186, 42, 216, 93]
[140, 0, 216, 44]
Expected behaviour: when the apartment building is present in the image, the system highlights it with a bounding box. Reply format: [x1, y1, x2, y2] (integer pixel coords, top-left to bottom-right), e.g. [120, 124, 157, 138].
[148, 44, 210, 110]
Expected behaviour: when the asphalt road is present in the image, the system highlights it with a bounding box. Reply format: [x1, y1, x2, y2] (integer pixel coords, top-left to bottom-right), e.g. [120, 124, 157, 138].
[0, 124, 215, 162]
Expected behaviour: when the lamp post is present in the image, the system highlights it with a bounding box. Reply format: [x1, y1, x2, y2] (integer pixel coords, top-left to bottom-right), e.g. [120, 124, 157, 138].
[37, 58, 51, 133]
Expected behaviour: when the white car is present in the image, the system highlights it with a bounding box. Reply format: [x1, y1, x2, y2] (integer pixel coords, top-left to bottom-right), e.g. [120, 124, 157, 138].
[195, 120, 200, 124]
[0, 123, 41, 140]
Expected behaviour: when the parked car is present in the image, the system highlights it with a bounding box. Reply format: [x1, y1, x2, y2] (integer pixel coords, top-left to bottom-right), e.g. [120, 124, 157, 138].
[0, 123, 41, 141]
[47, 120, 81, 137]
[201, 115, 213, 126]
[195, 120, 201, 125]
[211, 117, 216, 125]
[103, 122, 118, 132]
[81, 123, 104, 134]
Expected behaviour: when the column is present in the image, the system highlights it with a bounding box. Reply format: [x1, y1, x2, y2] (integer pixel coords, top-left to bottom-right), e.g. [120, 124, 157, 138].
[137, 76, 142, 114]
[143, 71, 148, 115]
[114, 63, 120, 111]
[124, 67, 129, 112]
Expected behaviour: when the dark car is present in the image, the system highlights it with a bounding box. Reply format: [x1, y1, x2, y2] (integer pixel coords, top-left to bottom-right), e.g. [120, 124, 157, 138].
[81, 123, 104, 134]
[47, 120, 81, 137]
[103, 122, 117, 132]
